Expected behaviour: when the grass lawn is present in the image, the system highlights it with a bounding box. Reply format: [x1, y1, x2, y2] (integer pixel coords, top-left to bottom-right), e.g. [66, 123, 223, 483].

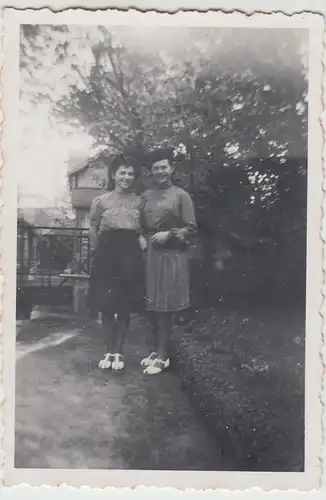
[15, 315, 222, 470]
[171, 300, 305, 471]
[15, 299, 305, 472]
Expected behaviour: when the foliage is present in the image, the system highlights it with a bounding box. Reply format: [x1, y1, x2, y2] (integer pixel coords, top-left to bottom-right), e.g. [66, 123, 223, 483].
[171, 305, 305, 471]
[20, 25, 308, 293]
[20, 26, 307, 160]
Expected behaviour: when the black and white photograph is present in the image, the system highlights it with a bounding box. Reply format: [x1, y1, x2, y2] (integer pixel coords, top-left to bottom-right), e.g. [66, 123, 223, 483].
[1, 9, 323, 490]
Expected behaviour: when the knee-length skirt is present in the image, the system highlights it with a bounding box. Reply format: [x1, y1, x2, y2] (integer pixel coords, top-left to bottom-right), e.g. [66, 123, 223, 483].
[87, 229, 145, 316]
[145, 238, 190, 313]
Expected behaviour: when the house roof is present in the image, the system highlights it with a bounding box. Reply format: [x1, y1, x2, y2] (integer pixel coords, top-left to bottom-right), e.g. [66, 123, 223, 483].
[67, 149, 110, 178]
[17, 214, 35, 229]
[67, 153, 90, 176]
[18, 207, 76, 228]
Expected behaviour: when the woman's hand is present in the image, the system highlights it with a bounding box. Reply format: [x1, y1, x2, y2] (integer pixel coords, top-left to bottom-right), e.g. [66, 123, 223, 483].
[138, 234, 148, 251]
[171, 228, 186, 241]
[151, 231, 171, 245]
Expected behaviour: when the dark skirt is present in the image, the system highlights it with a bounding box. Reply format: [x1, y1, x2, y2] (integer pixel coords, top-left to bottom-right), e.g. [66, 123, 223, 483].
[87, 229, 145, 316]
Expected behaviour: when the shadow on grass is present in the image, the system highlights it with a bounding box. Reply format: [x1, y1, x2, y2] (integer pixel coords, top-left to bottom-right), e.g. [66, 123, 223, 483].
[171, 302, 305, 472]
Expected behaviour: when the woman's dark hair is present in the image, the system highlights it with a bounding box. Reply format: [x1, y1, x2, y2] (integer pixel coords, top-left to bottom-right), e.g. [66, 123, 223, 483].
[144, 147, 180, 185]
[107, 154, 140, 191]
[144, 147, 175, 169]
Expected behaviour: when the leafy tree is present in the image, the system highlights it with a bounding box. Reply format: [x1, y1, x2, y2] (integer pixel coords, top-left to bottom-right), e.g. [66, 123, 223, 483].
[20, 25, 308, 297]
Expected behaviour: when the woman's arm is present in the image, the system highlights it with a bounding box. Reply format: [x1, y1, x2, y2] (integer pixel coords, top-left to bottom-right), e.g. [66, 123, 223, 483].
[138, 192, 148, 234]
[138, 193, 148, 250]
[89, 196, 103, 251]
[172, 190, 197, 240]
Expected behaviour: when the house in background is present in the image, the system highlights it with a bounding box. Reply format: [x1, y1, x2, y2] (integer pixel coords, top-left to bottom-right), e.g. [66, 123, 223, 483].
[17, 207, 79, 276]
[17, 207, 76, 229]
[68, 152, 109, 228]
[17, 215, 36, 277]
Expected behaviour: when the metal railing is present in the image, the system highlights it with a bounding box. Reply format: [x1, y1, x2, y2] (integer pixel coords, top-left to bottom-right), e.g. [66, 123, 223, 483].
[17, 225, 91, 287]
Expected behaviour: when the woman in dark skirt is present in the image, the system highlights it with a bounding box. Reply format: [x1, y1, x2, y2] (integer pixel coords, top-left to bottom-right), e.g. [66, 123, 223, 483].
[140, 149, 197, 375]
[87, 155, 146, 371]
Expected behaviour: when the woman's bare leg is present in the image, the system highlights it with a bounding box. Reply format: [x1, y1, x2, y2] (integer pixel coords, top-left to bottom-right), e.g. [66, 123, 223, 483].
[147, 311, 159, 352]
[157, 313, 173, 361]
[101, 310, 117, 352]
[114, 312, 131, 354]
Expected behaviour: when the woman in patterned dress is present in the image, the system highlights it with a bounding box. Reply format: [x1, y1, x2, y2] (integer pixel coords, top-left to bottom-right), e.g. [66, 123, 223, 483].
[87, 155, 146, 371]
[140, 150, 197, 375]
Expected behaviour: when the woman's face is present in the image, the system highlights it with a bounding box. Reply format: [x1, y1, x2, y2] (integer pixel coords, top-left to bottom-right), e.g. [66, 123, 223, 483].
[151, 159, 174, 185]
[113, 165, 136, 191]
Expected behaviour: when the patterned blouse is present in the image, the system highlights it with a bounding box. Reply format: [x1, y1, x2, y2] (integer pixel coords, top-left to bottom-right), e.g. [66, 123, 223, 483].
[89, 191, 141, 248]
[140, 183, 197, 238]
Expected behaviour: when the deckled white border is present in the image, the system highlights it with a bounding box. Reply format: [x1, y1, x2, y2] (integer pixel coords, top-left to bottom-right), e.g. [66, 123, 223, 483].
[0, 7, 4, 487]
[0, 6, 324, 493]
[319, 9, 326, 492]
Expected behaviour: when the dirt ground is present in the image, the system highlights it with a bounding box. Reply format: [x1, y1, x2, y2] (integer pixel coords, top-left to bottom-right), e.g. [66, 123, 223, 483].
[15, 315, 222, 470]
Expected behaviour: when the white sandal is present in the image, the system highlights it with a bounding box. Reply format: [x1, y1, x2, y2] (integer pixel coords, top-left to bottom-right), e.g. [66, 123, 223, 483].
[143, 357, 170, 375]
[140, 351, 158, 367]
[111, 353, 125, 371]
[98, 353, 114, 369]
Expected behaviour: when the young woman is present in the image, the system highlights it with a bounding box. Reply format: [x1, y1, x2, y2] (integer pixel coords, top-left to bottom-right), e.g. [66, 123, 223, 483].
[87, 155, 146, 371]
[140, 150, 197, 375]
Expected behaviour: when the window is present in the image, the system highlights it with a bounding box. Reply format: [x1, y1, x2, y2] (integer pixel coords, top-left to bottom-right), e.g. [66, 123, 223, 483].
[73, 174, 79, 189]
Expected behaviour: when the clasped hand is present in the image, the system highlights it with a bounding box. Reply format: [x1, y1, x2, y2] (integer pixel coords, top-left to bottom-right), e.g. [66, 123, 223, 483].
[138, 235, 148, 251]
[151, 231, 171, 244]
